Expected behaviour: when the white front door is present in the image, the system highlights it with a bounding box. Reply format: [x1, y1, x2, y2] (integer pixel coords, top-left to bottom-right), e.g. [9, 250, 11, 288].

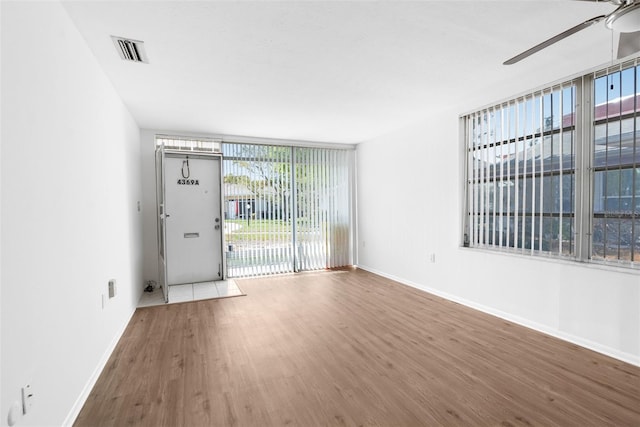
[164, 155, 223, 285]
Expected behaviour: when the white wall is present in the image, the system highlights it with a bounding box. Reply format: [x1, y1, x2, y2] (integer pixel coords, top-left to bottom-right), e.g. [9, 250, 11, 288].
[1, 2, 143, 426]
[356, 107, 640, 366]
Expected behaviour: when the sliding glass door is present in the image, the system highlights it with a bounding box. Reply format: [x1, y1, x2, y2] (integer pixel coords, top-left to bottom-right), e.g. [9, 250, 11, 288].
[222, 143, 353, 277]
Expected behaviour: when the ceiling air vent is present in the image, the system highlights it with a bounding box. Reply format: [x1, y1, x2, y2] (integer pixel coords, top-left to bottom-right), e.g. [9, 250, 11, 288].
[111, 36, 148, 63]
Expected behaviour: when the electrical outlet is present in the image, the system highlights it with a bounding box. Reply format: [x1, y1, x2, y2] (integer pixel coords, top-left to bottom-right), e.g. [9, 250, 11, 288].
[429, 253, 436, 263]
[108, 279, 116, 298]
[22, 384, 33, 414]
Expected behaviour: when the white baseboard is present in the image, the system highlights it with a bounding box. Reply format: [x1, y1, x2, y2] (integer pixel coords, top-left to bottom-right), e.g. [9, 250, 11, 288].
[62, 307, 137, 426]
[358, 264, 640, 368]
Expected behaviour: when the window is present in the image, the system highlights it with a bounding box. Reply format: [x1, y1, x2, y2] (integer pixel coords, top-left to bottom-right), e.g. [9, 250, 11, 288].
[156, 135, 222, 152]
[463, 59, 639, 268]
[592, 66, 640, 263]
[465, 83, 576, 256]
[223, 143, 354, 277]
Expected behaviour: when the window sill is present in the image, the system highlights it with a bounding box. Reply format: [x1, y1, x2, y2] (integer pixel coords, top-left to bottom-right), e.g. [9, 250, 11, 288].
[460, 245, 640, 276]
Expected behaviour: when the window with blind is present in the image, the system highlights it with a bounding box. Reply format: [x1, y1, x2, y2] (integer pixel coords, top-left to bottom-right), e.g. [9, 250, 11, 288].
[223, 143, 353, 277]
[592, 66, 640, 263]
[463, 59, 639, 268]
[465, 84, 576, 255]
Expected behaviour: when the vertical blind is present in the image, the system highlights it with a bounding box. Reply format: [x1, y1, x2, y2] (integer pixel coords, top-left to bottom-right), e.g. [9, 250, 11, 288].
[222, 143, 353, 277]
[295, 147, 352, 271]
[465, 82, 576, 256]
[464, 58, 640, 268]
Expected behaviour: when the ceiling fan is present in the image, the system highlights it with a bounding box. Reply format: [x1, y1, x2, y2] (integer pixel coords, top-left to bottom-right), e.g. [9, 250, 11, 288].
[504, 0, 640, 65]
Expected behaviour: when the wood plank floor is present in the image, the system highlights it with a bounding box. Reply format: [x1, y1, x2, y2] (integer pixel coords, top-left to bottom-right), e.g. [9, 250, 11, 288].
[74, 268, 640, 426]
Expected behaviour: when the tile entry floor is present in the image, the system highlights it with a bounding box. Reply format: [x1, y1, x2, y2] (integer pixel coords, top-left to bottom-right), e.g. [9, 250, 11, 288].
[137, 280, 244, 307]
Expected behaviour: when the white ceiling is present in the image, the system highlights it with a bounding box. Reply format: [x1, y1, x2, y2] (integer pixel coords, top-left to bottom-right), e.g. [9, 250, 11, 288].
[61, 0, 620, 144]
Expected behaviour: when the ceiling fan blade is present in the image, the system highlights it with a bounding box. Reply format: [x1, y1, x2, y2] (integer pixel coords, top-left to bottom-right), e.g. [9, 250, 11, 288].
[617, 30, 640, 59]
[504, 15, 606, 65]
